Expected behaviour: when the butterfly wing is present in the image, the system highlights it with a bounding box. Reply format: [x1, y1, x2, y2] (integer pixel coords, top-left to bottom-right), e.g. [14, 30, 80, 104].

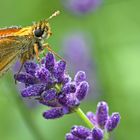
[0, 27, 22, 36]
[0, 36, 33, 77]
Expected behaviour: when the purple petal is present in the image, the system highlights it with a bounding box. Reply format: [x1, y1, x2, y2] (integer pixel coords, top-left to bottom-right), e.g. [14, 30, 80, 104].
[36, 67, 53, 84]
[54, 60, 66, 81]
[43, 107, 64, 119]
[62, 74, 72, 84]
[24, 62, 38, 76]
[39, 99, 59, 107]
[92, 127, 103, 140]
[42, 89, 56, 101]
[63, 0, 101, 15]
[14, 73, 37, 84]
[62, 82, 76, 94]
[45, 52, 55, 71]
[74, 71, 86, 85]
[21, 84, 45, 97]
[106, 112, 120, 132]
[59, 93, 80, 108]
[96, 101, 109, 129]
[76, 81, 89, 101]
[71, 125, 91, 139]
[86, 136, 93, 140]
[65, 133, 80, 140]
[86, 112, 96, 125]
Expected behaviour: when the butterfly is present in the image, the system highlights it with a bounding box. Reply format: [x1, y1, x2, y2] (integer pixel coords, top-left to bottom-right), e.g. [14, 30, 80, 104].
[0, 11, 62, 77]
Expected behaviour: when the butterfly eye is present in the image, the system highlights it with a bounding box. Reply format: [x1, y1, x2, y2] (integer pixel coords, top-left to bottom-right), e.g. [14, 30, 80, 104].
[34, 28, 44, 37]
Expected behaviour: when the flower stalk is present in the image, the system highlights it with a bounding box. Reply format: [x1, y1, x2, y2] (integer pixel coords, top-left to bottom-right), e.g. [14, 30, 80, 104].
[74, 107, 94, 129]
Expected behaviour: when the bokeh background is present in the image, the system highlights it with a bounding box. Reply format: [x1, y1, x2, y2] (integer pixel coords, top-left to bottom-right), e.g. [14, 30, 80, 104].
[0, 0, 140, 140]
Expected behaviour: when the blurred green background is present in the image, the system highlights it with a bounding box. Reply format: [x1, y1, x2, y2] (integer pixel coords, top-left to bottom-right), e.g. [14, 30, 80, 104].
[0, 0, 140, 140]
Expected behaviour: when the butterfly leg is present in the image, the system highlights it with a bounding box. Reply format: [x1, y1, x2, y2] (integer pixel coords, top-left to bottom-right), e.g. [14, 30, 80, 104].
[34, 43, 41, 62]
[42, 43, 65, 61]
[14, 57, 26, 84]
[15, 50, 33, 84]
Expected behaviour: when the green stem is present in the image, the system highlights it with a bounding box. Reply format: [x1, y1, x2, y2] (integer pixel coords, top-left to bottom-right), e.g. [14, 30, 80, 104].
[103, 131, 110, 140]
[55, 84, 62, 93]
[74, 107, 94, 129]
[75, 108, 110, 140]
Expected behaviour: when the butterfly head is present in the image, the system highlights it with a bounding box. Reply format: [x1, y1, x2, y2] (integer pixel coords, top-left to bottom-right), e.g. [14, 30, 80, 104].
[33, 11, 60, 40]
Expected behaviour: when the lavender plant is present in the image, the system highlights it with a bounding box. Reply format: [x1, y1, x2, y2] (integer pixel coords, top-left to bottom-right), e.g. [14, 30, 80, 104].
[14, 52, 120, 140]
[66, 101, 120, 140]
[62, 32, 99, 99]
[62, 0, 102, 16]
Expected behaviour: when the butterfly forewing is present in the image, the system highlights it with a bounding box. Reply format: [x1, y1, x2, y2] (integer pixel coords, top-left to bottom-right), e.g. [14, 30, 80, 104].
[0, 27, 22, 36]
[0, 35, 34, 76]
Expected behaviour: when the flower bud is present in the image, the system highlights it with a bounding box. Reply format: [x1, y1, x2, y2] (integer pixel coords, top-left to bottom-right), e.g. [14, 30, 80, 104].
[92, 127, 103, 140]
[45, 52, 55, 71]
[65, 133, 79, 140]
[74, 71, 86, 85]
[106, 113, 120, 132]
[71, 125, 91, 139]
[76, 81, 89, 101]
[21, 84, 44, 97]
[96, 101, 109, 128]
[36, 67, 52, 83]
[42, 89, 56, 101]
[24, 62, 38, 76]
[43, 107, 64, 119]
[86, 112, 96, 125]
[14, 73, 36, 84]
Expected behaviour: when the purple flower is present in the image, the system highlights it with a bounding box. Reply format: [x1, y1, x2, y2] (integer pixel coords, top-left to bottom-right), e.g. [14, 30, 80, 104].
[15, 52, 89, 119]
[21, 84, 45, 97]
[96, 101, 109, 129]
[43, 107, 65, 119]
[45, 52, 55, 71]
[76, 81, 89, 101]
[62, 82, 77, 94]
[62, 0, 102, 15]
[86, 112, 96, 125]
[65, 133, 79, 140]
[14, 72, 37, 85]
[106, 113, 120, 132]
[66, 101, 120, 139]
[54, 60, 66, 81]
[92, 127, 103, 140]
[36, 67, 52, 84]
[74, 71, 86, 85]
[24, 62, 38, 76]
[13, 61, 39, 108]
[41, 89, 57, 101]
[66, 126, 103, 140]
[71, 125, 91, 138]
[62, 32, 100, 100]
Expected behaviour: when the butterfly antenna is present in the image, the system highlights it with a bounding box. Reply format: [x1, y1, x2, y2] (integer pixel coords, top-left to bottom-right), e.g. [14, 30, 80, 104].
[47, 10, 60, 21]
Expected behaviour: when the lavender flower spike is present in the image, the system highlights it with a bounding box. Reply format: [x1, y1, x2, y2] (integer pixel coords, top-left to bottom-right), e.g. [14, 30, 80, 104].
[96, 101, 109, 129]
[66, 101, 121, 140]
[62, 0, 102, 15]
[15, 52, 89, 120]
